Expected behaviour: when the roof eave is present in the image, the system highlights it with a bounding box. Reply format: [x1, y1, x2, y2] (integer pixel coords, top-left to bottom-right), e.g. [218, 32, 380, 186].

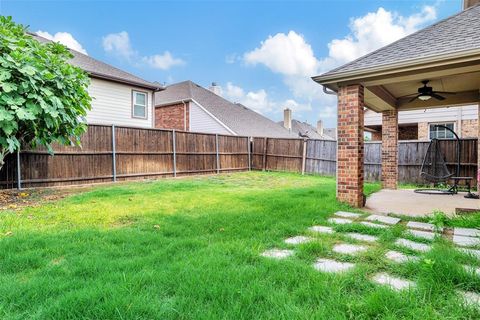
[312, 48, 480, 87]
[90, 73, 164, 91]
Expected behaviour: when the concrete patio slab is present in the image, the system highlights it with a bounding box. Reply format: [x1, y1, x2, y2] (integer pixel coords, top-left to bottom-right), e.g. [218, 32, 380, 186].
[328, 218, 353, 225]
[463, 265, 480, 277]
[334, 211, 362, 219]
[459, 290, 480, 308]
[365, 214, 400, 225]
[365, 189, 479, 217]
[454, 228, 480, 238]
[261, 249, 294, 259]
[284, 236, 312, 245]
[308, 226, 334, 234]
[332, 243, 368, 255]
[372, 273, 415, 291]
[395, 238, 431, 253]
[360, 221, 389, 229]
[407, 230, 436, 241]
[406, 221, 441, 232]
[345, 233, 378, 243]
[313, 258, 355, 273]
[453, 235, 480, 247]
[385, 250, 419, 263]
[459, 248, 480, 260]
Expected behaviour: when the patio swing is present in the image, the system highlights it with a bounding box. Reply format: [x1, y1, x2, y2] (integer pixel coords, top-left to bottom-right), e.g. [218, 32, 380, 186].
[414, 125, 478, 199]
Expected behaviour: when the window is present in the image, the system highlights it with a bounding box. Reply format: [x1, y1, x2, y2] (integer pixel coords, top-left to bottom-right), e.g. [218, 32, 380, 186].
[429, 122, 455, 139]
[132, 91, 147, 119]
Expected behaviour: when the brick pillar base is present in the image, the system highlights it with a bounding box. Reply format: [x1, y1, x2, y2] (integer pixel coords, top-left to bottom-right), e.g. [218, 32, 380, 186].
[381, 110, 398, 189]
[337, 85, 364, 207]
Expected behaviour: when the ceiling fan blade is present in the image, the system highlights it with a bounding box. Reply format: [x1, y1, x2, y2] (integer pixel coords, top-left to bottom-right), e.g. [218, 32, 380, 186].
[431, 93, 445, 100]
[408, 95, 419, 103]
[432, 91, 456, 95]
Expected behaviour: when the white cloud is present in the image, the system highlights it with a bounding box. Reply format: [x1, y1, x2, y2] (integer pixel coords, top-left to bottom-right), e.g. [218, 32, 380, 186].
[240, 5, 438, 126]
[102, 31, 135, 61]
[102, 31, 184, 70]
[143, 52, 185, 70]
[223, 82, 311, 115]
[36, 30, 88, 55]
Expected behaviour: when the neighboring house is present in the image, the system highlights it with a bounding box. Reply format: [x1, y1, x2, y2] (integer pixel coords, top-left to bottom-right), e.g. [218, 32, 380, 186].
[154, 81, 296, 138]
[365, 105, 478, 140]
[279, 108, 336, 140]
[31, 33, 162, 128]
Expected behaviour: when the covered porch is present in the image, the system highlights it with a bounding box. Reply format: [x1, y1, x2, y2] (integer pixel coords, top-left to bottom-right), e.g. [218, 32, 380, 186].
[313, 3, 480, 211]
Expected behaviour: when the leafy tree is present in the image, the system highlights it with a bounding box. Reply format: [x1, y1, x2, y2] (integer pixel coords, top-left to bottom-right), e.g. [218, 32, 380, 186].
[0, 16, 91, 170]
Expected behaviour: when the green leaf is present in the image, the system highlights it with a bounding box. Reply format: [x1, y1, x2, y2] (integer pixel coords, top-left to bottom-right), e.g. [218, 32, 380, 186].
[19, 65, 36, 76]
[1, 82, 16, 93]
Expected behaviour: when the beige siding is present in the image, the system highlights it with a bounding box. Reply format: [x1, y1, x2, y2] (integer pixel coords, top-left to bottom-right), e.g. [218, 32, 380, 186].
[86, 78, 154, 128]
[365, 105, 478, 126]
[189, 101, 233, 135]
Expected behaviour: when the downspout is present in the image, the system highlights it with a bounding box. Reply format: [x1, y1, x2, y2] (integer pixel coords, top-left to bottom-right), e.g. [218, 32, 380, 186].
[323, 86, 337, 95]
[182, 99, 187, 131]
[152, 86, 163, 128]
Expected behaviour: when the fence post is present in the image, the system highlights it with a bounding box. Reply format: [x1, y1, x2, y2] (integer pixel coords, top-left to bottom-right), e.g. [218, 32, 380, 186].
[215, 134, 220, 174]
[262, 137, 268, 171]
[111, 125, 117, 182]
[172, 130, 177, 177]
[16, 148, 21, 190]
[247, 137, 252, 171]
[301, 138, 307, 175]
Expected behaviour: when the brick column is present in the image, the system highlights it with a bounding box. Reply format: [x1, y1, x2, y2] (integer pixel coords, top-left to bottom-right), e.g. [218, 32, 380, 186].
[381, 110, 398, 189]
[337, 85, 364, 207]
[477, 99, 479, 192]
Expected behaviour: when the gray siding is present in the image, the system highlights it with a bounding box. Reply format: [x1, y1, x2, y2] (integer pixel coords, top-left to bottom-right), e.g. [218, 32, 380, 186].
[189, 101, 232, 135]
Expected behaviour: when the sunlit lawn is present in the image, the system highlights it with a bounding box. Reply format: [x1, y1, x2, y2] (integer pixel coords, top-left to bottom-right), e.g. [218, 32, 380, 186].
[0, 172, 478, 319]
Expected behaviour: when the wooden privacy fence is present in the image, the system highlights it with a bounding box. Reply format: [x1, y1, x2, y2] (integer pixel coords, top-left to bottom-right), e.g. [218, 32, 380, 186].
[251, 137, 478, 185]
[0, 125, 477, 189]
[0, 125, 251, 189]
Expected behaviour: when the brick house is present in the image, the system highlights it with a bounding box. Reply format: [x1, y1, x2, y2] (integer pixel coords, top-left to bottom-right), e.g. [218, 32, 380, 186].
[154, 81, 296, 138]
[313, 1, 480, 207]
[365, 105, 478, 140]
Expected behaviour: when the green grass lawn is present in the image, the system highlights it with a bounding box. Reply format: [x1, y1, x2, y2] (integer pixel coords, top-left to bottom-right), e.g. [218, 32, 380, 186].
[0, 172, 479, 319]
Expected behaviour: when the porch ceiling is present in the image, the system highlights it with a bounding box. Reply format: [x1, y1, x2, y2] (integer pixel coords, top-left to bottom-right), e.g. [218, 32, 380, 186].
[354, 59, 480, 113]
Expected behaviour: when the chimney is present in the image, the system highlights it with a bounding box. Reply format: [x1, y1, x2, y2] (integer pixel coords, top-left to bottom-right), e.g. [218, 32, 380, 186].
[317, 120, 324, 136]
[463, 0, 480, 9]
[283, 108, 292, 131]
[209, 82, 222, 96]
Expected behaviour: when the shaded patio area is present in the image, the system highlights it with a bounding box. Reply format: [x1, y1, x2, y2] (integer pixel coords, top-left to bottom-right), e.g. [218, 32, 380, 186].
[366, 189, 480, 217]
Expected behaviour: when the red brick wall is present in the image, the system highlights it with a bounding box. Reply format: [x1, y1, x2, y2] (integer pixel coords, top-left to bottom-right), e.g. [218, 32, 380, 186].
[399, 125, 418, 140]
[154, 103, 189, 131]
[337, 85, 364, 207]
[381, 110, 398, 189]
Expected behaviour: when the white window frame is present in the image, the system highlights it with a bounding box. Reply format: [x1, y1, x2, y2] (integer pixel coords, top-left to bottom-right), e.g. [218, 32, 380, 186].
[132, 90, 148, 119]
[428, 122, 456, 140]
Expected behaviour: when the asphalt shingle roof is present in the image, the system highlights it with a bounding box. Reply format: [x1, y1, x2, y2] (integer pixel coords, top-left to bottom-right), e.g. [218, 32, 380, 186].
[30, 33, 160, 90]
[277, 120, 336, 140]
[155, 81, 297, 138]
[321, 4, 480, 76]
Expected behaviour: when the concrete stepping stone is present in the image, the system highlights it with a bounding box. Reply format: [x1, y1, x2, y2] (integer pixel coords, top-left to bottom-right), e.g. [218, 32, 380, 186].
[332, 243, 368, 255]
[463, 265, 480, 277]
[459, 248, 480, 260]
[458, 290, 480, 308]
[308, 226, 334, 234]
[385, 250, 419, 263]
[395, 238, 431, 253]
[345, 233, 378, 243]
[372, 272, 415, 291]
[407, 229, 436, 241]
[453, 235, 480, 247]
[365, 214, 400, 225]
[284, 236, 312, 245]
[261, 249, 294, 259]
[328, 218, 353, 225]
[406, 221, 442, 232]
[454, 227, 480, 238]
[334, 211, 362, 219]
[360, 221, 388, 229]
[313, 258, 355, 273]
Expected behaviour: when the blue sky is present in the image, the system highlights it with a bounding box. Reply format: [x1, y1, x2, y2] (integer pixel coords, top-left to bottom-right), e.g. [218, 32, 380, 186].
[0, 0, 461, 127]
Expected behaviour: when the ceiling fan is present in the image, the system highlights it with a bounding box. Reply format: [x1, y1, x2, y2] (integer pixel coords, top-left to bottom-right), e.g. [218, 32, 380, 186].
[399, 80, 455, 102]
